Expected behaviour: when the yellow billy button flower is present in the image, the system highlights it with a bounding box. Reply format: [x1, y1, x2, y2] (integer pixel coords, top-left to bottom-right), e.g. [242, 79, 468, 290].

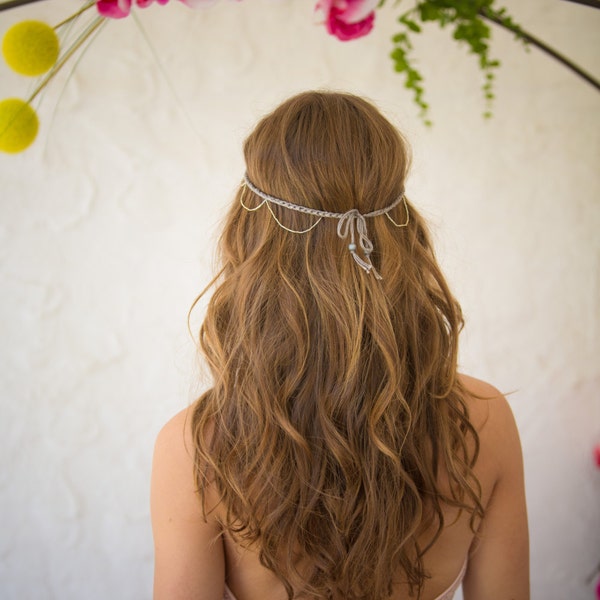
[2, 20, 59, 76]
[0, 99, 39, 153]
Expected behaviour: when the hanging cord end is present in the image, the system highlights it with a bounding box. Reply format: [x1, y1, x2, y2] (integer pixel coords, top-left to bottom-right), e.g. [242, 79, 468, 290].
[340, 210, 383, 280]
[347, 243, 382, 280]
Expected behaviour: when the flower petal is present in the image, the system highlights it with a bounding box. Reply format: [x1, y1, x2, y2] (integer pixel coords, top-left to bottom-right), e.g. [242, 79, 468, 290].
[336, 0, 378, 24]
[326, 7, 375, 41]
[96, 0, 132, 18]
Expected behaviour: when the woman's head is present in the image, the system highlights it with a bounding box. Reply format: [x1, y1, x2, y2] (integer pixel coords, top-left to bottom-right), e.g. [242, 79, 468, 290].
[245, 90, 410, 215]
[225, 91, 413, 280]
[193, 91, 482, 600]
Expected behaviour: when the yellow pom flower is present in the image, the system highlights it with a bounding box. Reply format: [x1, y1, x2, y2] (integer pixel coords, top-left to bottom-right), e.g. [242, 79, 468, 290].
[0, 98, 39, 153]
[2, 20, 59, 76]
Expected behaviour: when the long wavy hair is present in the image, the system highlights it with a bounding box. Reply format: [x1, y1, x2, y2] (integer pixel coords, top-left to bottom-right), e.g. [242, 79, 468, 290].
[191, 91, 483, 599]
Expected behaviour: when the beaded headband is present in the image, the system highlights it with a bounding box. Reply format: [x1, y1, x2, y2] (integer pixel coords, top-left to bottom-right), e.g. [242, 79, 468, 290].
[242, 174, 409, 280]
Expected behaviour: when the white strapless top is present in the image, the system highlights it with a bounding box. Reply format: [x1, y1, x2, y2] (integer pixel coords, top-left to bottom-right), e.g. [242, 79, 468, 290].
[223, 559, 467, 600]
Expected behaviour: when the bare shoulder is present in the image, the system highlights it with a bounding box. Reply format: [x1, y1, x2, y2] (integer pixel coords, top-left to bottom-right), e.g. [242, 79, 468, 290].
[152, 404, 219, 520]
[459, 373, 509, 418]
[458, 374, 530, 599]
[151, 406, 204, 536]
[458, 373, 522, 463]
[151, 405, 225, 600]
[154, 407, 195, 462]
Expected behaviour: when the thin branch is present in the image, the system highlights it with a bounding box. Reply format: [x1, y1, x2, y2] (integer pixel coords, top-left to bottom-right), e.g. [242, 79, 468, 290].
[0, 0, 50, 11]
[561, 0, 600, 9]
[479, 7, 600, 92]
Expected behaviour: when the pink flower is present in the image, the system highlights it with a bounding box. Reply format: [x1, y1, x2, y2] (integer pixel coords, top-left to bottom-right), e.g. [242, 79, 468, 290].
[96, 0, 219, 19]
[316, 0, 378, 41]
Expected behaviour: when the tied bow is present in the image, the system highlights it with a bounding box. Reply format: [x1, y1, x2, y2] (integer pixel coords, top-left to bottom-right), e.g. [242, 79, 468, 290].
[337, 209, 382, 280]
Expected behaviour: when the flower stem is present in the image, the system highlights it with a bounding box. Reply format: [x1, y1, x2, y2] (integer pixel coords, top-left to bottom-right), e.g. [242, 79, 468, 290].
[27, 15, 106, 104]
[54, 1, 97, 30]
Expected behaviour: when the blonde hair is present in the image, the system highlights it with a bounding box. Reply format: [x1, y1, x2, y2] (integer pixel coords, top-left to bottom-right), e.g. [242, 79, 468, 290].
[191, 91, 483, 599]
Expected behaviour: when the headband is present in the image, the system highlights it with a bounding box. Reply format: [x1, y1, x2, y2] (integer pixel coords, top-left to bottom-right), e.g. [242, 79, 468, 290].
[242, 174, 409, 280]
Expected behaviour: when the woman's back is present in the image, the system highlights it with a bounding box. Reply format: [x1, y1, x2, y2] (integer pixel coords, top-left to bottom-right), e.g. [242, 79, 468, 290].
[152, 374, 528, 600]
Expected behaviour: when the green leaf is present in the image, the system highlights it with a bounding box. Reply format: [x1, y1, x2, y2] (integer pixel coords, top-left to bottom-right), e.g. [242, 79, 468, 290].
[399, 15, 422, 33]
[392, 32, 406, 43]
[418, 3, 441, 22]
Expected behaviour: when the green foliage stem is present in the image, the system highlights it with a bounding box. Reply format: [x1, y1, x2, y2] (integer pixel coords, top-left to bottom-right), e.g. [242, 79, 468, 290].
[389, 0, 523, 123]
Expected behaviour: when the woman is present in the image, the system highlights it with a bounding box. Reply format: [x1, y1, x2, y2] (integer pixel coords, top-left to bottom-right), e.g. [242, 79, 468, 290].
[151, 91, 529, 600]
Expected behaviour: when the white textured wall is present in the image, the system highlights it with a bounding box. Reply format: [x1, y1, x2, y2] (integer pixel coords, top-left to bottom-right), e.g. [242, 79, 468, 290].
[0, 1, 598, 598]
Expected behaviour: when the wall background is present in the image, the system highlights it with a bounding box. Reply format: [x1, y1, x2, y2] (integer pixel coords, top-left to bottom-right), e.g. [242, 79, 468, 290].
[0, 1, 598, 598]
